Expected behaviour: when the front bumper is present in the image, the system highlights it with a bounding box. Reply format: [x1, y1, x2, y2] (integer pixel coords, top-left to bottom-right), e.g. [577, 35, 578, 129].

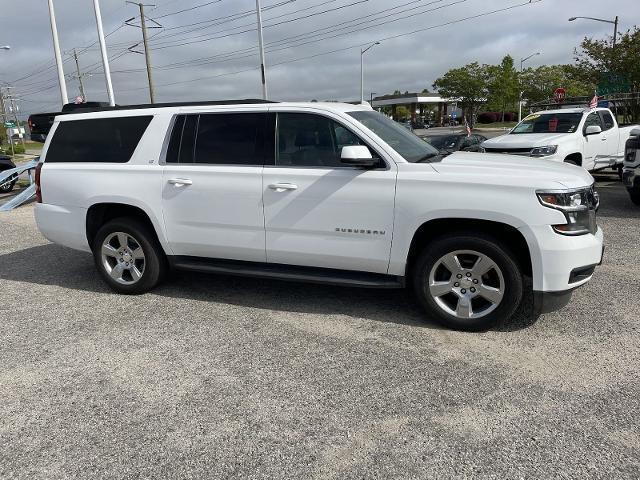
[519, 224, 604, 293]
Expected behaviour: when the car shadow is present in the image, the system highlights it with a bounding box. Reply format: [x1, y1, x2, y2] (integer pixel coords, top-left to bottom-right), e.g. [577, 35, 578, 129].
[0, 244, 539, 332]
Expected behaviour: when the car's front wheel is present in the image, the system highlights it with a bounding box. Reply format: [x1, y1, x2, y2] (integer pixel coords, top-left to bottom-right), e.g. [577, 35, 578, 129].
[412, 234, 524, 331]
[92, 217, 167, 294]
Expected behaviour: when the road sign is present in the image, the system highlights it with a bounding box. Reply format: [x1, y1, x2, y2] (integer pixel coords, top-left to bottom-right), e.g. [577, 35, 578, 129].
[597, 72, 631, 95]
[4, 121, 16, 128]
[553, 88, 566, 103]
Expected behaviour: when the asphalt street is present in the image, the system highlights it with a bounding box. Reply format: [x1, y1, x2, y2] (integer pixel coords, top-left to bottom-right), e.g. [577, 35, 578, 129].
[0, 172, 638, 479]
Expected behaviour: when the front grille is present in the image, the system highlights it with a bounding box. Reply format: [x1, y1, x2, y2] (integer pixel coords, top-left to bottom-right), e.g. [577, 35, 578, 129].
[484, 147, 532, 154]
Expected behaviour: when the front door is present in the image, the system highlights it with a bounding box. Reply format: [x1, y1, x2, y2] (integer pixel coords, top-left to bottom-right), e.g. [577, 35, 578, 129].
[263, 112, 397, 274]
[161, 112, 268, 261]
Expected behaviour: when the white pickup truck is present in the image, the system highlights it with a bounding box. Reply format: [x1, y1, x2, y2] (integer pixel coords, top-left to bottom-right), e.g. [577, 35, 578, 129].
[481, 107, 639, 173]
[33, 100, 604, 331]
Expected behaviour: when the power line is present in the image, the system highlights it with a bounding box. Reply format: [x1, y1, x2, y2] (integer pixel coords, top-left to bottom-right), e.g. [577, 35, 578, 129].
[118, 0, 539, 93]
[150, 0, 225, 20]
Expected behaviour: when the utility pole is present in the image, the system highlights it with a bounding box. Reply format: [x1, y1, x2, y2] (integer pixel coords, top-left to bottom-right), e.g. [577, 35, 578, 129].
[255, 0, 268, 100]
[47, 0, 69, 107]
[72, 49, 86, 101]
[93, 0, 116, 106]
[127, 2, 159, 104]
[0, 90, 14, 156]
[5, 88, 25, 148]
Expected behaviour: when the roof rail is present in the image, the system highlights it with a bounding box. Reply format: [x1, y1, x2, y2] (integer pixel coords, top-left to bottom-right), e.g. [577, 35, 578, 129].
[62, 98, 277, 114]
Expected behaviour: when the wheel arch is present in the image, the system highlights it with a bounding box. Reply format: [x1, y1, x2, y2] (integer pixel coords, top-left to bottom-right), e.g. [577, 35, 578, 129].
[564, 152, 582, 166]
[86, 202, 168, 253]
[404, 218, 533, 280]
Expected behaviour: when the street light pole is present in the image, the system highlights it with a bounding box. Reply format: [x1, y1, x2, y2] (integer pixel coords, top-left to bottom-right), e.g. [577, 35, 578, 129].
[568, 16, 619, 48]
[518, 52, 540, 122]
[93, 0, 116, 106]
[360, 42, 379, 104]
[47, 0, 69, 107]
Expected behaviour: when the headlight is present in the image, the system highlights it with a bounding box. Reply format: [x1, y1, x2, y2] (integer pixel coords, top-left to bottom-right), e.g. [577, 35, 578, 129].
[530, 145, 558, 157]
[537, 187, 598, 235]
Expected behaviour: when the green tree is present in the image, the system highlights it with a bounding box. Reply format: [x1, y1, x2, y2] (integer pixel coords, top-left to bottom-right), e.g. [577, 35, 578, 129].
[573, 26, 640, 120]
[486, 55, 519, 122]
[519, 65, 591, 106]
[433, 62, 488, 124]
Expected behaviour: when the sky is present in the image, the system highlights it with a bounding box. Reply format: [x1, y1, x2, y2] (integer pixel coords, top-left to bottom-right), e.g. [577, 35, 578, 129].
[0, 0, 638, 118]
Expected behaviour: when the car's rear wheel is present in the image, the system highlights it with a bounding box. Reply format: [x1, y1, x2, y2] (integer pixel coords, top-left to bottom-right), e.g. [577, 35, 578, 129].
[629, 189, 640, 206]
[0, 176, 17, 193]
[92, 217, 167, 294]
[412, 234, 524, 331]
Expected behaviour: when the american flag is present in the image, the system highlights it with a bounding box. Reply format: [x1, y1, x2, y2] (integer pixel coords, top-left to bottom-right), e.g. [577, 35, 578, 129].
[589, 93, 598, 109]
[464, 117, 471, 136]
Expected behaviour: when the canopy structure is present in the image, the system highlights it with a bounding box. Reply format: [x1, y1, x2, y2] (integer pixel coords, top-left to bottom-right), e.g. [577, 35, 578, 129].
[371, 92, 460, 125]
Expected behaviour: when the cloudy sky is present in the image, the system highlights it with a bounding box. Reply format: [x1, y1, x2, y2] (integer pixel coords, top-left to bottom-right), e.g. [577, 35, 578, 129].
[1, 0, 638, 118]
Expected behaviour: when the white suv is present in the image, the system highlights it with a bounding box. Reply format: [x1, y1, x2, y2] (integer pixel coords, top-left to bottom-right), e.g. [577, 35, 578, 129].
[34, 100, 604, 331]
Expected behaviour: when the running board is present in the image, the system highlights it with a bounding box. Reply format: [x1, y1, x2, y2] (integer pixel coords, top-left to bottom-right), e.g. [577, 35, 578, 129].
[170, 256, 404, 289]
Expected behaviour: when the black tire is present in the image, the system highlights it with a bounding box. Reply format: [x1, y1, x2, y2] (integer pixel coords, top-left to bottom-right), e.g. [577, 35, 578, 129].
[92, 217, 167, 294]
[630, 190, 640, 206]
[0, 178, 16, 193]
[617, 164, 623, 181]
[412, 233, 524, 331]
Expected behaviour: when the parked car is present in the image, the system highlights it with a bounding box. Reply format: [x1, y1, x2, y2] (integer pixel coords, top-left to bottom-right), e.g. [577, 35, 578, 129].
[622, 127, 640, 205]
[481, 107, 639, 173]
[0, 154, 17, 193]
[425, 134, 487, 155]
[34, 100, 604, 331]
[411, 119, 429, 130]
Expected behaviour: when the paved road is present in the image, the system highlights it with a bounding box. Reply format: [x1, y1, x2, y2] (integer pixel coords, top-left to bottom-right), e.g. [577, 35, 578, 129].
[1, 175, 639, 479]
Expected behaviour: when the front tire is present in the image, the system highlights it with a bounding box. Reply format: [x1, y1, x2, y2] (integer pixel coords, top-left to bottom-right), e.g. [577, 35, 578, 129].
[92, 217, 167, 294]
[0, 177, 16, 193]
[412, 234, 524, 331]
[629, 189, 640, 206]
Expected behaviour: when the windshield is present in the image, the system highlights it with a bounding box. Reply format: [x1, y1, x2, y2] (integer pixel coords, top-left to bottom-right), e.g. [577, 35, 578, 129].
[348, 110, 438, 162]
[511, 112, 583, 134]
[426, 135, 460, 150]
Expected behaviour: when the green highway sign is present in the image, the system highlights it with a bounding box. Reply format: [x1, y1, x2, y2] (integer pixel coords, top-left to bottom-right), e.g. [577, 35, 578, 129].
[4, 122, 16, 128]
[597, 72, 631, 95]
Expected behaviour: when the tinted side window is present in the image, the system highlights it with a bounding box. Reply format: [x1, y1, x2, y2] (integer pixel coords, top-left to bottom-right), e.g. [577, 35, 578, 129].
[194, 113, 265, 165]
[46, 116, 152, 163]
[600, 112, 615, 131]
[166, 115, 185, 164]
[584, 112, 603, 131]
[277, 113, 377, 168]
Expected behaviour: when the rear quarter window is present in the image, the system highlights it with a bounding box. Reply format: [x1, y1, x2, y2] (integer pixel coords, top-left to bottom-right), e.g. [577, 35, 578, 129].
[45, 116, 152, 163]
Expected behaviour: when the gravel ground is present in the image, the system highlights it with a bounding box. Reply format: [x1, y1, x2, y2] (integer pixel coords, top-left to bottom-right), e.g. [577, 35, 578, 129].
[1, 174, 639, 479]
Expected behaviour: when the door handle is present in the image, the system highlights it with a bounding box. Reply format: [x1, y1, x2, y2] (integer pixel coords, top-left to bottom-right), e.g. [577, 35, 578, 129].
[168, 178, 193, 187]
[268, 183, 298, 192]
[601, 137, 607, 141]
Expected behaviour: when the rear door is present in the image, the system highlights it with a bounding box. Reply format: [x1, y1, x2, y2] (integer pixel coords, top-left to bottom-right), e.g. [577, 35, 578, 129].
[263, 111, 396, 274]
[161, 111, 271, 261]
[598, 110, 619, 165]
[582, 111, 608, 171]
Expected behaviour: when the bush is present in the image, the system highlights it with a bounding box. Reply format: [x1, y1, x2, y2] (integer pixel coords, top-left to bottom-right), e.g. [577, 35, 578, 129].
[2, 144, 25, 155]
[477, 111, 499, 123]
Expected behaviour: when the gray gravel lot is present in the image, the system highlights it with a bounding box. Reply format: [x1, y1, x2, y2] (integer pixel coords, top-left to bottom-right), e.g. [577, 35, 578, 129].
[1, 174, 639, 479]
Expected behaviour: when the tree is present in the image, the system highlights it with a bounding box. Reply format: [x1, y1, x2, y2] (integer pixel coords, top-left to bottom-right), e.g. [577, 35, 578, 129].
[573, 26, 640, 121]
[433, 62, 488, 124]
[519, 65, 591, 106]
[486, 55, 519, 122]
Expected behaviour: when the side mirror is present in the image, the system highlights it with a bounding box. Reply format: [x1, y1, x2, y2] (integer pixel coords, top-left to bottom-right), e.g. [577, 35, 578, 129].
[340, 145, 377, 167]
[631, 127, 640, 137]
[585, 125, 602, 136]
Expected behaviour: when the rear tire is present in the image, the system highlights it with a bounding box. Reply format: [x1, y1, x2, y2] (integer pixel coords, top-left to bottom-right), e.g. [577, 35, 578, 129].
[412, 233, 524, 331]
[0, 178, 16, 193]
[630, 190, 640, 206]
[92, 217, 167, 294]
